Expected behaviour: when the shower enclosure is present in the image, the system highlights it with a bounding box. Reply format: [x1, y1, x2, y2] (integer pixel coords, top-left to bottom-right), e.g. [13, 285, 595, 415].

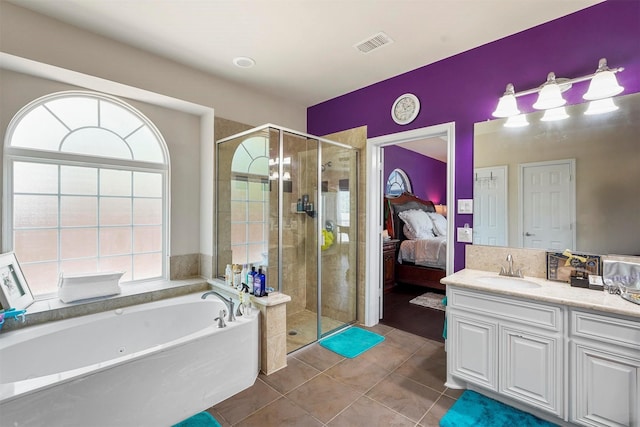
[216, 124, 358, 353]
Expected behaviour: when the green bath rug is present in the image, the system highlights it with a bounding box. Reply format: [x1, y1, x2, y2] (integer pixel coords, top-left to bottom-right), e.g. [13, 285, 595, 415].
[440, 390, 557, 427]
[172, 411, 221, 427]
[319, 327, 385, 358]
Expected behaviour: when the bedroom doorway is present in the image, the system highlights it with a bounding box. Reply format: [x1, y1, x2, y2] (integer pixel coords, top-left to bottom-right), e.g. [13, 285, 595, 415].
[364, 123, 455, 328]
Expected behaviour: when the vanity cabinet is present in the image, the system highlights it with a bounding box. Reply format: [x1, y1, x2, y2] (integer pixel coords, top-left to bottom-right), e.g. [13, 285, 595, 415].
[570, 310, 640, 427]
[447, 286, 564, 418]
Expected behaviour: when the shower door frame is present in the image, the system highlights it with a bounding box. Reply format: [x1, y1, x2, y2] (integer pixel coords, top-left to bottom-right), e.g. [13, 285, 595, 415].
[217, 123, 359, 347]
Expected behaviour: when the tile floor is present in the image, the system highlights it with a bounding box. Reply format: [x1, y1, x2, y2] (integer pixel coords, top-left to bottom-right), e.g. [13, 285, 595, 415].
[208, 323, 462, 426]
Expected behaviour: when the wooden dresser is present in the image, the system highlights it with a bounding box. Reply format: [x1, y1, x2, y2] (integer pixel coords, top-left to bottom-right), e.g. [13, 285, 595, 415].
[382, 239, 400, 292]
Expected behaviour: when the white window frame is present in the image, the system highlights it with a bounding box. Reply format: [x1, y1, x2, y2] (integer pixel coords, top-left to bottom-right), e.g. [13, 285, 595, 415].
[3, 91, 170, 297]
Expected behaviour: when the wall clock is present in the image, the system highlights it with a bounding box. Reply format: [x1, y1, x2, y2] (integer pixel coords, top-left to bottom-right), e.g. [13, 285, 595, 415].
[391, 93, 420, 125]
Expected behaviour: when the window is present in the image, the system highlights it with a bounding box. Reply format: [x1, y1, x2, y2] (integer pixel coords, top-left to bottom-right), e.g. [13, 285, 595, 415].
[230, 136, 269, 265]
[4, 91, 169, 297]
[385, 168, 412, 196]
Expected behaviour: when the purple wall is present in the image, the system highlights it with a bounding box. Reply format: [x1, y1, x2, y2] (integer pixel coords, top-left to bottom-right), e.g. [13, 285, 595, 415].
[384, 146, 447, 204]
[307, 0, 640, 271]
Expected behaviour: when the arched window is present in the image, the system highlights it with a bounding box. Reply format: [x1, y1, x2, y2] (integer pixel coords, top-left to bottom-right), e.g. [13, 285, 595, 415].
[4, 91, 169, 296]
[230, 136, 269, 265]
[385, 168, 412, 196]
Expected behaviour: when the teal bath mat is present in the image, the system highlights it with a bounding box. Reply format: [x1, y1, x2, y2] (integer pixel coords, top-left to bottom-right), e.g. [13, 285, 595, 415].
[440, 390, 558, 427]
[172, 411, 221, 427]
[319, 327, 385, 358]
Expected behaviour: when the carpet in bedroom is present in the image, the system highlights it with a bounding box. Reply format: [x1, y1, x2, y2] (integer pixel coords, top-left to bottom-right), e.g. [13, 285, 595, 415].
[381, 284, 445, 343]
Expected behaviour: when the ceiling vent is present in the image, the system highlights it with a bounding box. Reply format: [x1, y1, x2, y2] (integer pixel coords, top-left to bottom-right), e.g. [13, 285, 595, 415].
[354, 32, 393, 54]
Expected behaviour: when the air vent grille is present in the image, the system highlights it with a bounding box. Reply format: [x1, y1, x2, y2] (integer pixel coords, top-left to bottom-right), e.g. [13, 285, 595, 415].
[354, 32, 393, 54]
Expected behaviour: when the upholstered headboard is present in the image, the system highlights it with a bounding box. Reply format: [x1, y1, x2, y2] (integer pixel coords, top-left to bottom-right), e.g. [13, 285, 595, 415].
[385, 192, 436, 241]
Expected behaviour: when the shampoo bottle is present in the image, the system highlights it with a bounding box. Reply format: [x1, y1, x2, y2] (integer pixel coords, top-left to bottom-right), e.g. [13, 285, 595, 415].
[225, 264, 232, 286]
[241, 264, 248, 288]
[258, 267, 267, 297]
[248, 266, 257, 294]
[233, 264, 242, 289]
[253, 267, 262, 296]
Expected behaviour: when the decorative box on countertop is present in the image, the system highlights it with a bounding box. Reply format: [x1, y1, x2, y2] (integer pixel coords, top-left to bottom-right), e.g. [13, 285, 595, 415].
[547, 250, 601, 284]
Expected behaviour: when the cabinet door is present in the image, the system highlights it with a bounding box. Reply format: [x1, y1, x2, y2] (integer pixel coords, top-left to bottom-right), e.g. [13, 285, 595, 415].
[448, 310, 498, 391]
[382, 247, 395, 290]
[500, 326, 563, 417]
[572, 341, 639, 427]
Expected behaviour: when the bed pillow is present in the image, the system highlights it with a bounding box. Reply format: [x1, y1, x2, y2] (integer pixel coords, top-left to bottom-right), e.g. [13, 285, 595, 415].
[398, 209, 435, 239]
[427, 212, 448, 237]
[403, 224, 417, 240]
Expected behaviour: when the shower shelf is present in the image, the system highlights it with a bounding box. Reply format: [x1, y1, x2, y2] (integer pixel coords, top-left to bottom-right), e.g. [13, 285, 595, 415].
[294, 210, 316, 218]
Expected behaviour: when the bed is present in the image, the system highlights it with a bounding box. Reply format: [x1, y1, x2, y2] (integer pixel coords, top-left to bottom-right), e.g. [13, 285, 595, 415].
[385, 192, 447, 291]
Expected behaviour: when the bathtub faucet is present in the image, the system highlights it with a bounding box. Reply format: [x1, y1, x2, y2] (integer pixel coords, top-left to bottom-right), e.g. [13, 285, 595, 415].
[214, 310, 227, 328]
[201, 291, 236, 323]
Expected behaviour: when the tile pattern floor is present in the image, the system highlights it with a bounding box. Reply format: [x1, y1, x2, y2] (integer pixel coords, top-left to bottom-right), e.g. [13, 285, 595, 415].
[209, 324, 462, 426]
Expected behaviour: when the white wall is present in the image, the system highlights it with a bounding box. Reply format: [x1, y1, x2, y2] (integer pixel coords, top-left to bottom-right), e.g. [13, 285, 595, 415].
[0, 69, 202, 256]
[0, 2, 307, 260]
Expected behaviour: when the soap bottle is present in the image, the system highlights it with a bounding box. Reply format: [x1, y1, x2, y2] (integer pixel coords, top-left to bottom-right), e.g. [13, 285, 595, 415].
[253, 268, 262, 297]
[258, 266, 267, 297]
[241, 264, 248, 289]
[297, 198, 303, 212]
[233, 264, 242, 289]
[248, 266, 257, 294]
[225, 264, 232, 286]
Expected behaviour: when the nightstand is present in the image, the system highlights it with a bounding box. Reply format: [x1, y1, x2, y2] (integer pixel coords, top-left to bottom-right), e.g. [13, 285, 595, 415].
[382, 239, 400, 292]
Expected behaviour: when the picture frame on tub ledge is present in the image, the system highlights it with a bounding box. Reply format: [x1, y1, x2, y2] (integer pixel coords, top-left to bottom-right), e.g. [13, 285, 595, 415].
[0, 252, 34, 310]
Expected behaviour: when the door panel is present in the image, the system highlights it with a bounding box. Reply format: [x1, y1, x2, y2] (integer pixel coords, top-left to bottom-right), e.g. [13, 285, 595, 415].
[521, 160, 574, 250]
[474, 166, 507, 246]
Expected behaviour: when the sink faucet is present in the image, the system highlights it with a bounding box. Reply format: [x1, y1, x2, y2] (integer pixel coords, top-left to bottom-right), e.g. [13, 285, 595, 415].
[500, 254, 523, 278]
[201, 291, 236, 323]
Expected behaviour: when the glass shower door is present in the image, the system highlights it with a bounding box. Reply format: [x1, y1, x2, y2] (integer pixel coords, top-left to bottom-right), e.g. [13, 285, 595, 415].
[318, 142, 358, 338]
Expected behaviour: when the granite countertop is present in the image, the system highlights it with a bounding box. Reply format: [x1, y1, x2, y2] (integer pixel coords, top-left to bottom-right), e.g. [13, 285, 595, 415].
[442, 268, 640, 319]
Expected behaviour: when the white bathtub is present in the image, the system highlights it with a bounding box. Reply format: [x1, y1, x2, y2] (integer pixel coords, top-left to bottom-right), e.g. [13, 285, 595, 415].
[0, 292, 259, 427]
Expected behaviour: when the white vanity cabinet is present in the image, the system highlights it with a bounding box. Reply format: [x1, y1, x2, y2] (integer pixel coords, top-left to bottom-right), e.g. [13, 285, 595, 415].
[570, 309, 640, 427]
[447, 286, 565, 418]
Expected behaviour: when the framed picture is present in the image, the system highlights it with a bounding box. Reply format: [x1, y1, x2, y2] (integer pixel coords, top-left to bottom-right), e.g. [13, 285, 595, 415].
[0, 252, 34, 310]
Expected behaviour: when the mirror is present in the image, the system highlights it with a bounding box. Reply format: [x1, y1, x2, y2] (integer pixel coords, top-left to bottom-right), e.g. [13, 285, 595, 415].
[473, 92, 639, 255]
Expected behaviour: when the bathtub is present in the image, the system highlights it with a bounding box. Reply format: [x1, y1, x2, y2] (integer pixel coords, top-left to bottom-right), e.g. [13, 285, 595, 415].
[0, 292, 259, 427]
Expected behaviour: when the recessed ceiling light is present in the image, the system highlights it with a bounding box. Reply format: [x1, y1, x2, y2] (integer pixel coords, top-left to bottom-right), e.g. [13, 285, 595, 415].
[233, 57, 255, 68]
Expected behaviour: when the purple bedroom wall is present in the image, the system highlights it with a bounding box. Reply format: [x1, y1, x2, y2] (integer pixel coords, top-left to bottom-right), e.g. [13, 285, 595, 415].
[307, 0, 640, 271]
[383, 145, 447, 204]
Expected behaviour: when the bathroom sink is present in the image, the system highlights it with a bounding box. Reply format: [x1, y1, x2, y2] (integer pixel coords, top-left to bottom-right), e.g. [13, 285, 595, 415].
[477, 276, 542, 289]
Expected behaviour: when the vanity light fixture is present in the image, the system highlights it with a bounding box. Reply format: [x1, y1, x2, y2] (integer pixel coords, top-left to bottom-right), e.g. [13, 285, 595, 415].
[540, 106, 570, 122]
[532, 73, 568, 110]
[504, 114, 530, 128]
[584, 97, 619, 115]
[492, 57, 624, 120]
[583, 58, 624, 100]
[492, 83, 520, 117]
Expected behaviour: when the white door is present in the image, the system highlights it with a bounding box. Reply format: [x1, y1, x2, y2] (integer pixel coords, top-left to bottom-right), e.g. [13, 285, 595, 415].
[520, 160, 575, 250]
[474, 166, 507, 246]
